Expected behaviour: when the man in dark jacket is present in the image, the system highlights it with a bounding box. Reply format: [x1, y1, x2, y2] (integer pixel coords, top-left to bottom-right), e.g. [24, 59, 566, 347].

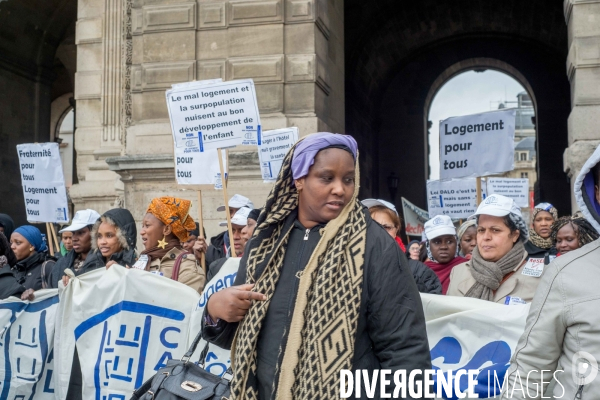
[48, 209, 100, 288]
[206, 194, 254, 266]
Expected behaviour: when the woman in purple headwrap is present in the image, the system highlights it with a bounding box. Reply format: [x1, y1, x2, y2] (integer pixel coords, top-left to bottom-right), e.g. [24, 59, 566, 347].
[199, 132, 430, 399]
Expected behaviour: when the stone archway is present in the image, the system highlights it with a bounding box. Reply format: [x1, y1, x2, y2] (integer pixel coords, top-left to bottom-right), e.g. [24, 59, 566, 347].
[345, 0, 571, 215]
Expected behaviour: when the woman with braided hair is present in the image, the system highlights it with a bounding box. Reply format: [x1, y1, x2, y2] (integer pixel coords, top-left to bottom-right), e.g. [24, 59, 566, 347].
[203, 132, 430, 399]
[551, 214, 599, 256]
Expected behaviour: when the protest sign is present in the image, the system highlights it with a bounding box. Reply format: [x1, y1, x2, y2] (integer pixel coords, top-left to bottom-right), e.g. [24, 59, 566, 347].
[421, 293, 530, 398]
[258, 127, 299, 181]
[427, 178, 485, 220]
[17, 143, 70, 223]
[486, 178, 529, 208]
[174, 150, 227, 186]
[165, 79, 260, 152]
[55, 266, 202, 400]
[401, 197, 429, 237]
[439, 109, 516, 180]
[0, 289, 59, 400]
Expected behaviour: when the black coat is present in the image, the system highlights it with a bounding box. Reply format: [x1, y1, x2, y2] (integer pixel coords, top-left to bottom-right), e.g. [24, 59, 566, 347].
[206, 231, 227, 267]
[524, 240, 557, 265]
[203, 210, 431, 399]
[409, 259, 443, 294]
[0, 264, 26, 300]
[12, 251, 55, 291]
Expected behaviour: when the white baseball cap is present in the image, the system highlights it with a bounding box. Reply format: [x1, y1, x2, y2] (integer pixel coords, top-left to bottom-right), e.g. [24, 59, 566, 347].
[219, 207, 251, 227]
[361, 198, 398, 216]
[59, 209, 101, 233]
[217, 194, 254, 212]
[470, 194, 522, 219]
[424, 215, 456, 240]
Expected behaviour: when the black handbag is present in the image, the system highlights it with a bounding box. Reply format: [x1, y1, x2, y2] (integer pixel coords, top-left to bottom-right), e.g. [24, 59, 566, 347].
[131, 330, 232, 400]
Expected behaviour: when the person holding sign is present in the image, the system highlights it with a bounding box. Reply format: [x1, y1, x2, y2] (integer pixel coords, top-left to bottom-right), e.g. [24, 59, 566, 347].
[525, 202, 559, 265]
[447, 194, 542, 304]
[9, 225, 55, 292]
[48, 209, 100, 288]
[78, 208, 138, 274]
[202, 132, 430, 399]
[422, 215, 468, 295]
[139, 197, 206, 293]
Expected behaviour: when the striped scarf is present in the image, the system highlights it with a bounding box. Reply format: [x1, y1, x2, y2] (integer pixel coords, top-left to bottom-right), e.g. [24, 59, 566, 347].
[230, 141, 367, 399]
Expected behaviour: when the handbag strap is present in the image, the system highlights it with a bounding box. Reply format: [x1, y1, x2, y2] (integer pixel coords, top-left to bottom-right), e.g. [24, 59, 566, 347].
[181, 328, 205, 362]
[170, 251, 189, 282]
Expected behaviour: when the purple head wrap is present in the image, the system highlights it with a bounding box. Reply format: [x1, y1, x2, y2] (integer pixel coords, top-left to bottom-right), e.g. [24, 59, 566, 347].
[291, 132, 358, 180]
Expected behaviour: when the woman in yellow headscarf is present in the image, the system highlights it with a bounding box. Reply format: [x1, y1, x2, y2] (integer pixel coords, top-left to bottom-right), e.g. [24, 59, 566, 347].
[139, 197, 206, 293]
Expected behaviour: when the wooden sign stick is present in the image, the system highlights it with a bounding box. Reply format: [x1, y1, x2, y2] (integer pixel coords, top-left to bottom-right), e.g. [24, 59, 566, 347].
[217, 148, 236, 258]
[197, 190, 206, 273]
[46, 223, 55, 256]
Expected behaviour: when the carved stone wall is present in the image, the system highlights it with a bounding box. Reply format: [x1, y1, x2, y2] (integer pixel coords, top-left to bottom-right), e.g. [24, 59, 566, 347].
[74, 0, 345, 237]
[563, 0, 600, 210]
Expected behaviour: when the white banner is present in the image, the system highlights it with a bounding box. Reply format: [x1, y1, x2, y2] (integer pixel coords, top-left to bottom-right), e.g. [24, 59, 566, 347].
[486, 178, 529, 208]
[17, 143, 70, 223]
[174, 150, 228, 186]
[0, 290, 59, 399]
[55, 266, 202, 400]
[439, 109, 516, 180]
[191, 257, 240, 376]
[165, 79, 261, 152]
[401, 197, 429, 237]
[427, 178, 484, 220]
[258, 128, 299, 181]
[422, 293, 530, 399]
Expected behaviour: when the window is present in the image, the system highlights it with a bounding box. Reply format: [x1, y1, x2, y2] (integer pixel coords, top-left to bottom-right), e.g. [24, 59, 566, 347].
[521, 172, 528, 178]
[519, 152, 527, 161]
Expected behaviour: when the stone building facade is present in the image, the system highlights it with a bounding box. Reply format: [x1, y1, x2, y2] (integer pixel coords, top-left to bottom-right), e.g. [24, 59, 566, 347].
[0, 0, 599, 237]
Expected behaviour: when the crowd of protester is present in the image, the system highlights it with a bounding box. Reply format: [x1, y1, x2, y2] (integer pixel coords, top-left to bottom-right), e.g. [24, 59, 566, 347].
[1, 132, 600, 399]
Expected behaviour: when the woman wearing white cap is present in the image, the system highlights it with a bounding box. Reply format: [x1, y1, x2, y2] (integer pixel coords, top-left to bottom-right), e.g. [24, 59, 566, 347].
[447, 194, 542, 303]
[422, 215, 468, 295]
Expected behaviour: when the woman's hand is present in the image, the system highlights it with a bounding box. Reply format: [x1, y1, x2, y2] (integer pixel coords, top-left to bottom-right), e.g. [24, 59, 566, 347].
[206, 283, 266, 323]
[20, 288, 35, 301]
[62, 275, 70, 287]
[106, 260, 117, 269]
[193, 237, 208, 263]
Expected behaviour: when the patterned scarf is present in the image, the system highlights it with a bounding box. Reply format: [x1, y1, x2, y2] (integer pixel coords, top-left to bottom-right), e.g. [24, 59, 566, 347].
[529, 206, 558, 249]
[465, 241, 526, 301]
[230, 141, 367, 399]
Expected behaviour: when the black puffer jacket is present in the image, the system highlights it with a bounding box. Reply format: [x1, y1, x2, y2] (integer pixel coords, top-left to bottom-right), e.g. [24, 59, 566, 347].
[12, 251, 55, 291]
[409, 259, 442, 294]
[203, 210, 431, 399]
[78, 208, 137, 275]
[48, 249, 81, 288]
[0, 264, 26, 299]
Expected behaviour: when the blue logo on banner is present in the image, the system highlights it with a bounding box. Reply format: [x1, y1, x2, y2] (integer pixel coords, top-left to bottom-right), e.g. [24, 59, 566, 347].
[430, 336, 511, 399]
[198, 132, 204, 152]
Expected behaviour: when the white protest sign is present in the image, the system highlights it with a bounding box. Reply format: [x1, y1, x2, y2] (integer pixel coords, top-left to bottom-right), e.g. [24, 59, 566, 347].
[421, 293, 530, 398]
[439, 109, 516, 180]
[258, 128, 299, 181]
[190, 257, 240, 376]
[401, 197, 429, 237]
[165, 79, 261, 152]
[0, 290, 59, 400]
[486, 178, 529, 208]
[55, 266, 202, 400]
[17, 143, 70, 223]
[427, 178, 485, 219]
[174, 150, 228, 186]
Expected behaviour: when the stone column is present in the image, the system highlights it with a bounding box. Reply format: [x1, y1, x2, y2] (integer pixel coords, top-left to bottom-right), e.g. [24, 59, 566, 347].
[101, 0, 345, 238]
[70, 0, 127, 213]
[563, 0, 600, 211]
